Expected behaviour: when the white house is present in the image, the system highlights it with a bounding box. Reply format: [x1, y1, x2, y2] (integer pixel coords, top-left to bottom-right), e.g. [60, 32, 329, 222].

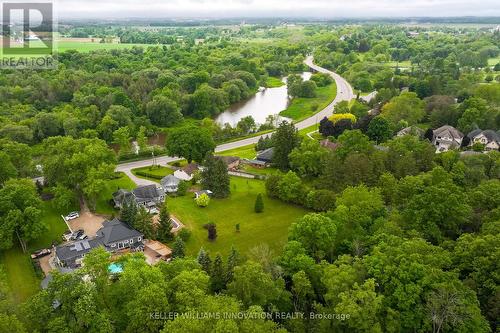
[160, 175, 181, 194]
[173, 163, 199, 181]
[432, 125, 463, 153]
[467, 129, 500, 151]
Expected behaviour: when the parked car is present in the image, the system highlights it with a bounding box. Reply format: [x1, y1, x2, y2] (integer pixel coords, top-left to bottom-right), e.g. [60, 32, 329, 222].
[31, 248, 51, 259]
[65, 211, 80, 221]
[77, 233, 88, 241]
[70, 229, 84, 240]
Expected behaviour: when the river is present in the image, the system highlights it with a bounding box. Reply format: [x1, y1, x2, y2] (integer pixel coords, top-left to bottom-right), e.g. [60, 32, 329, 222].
[215, 71, 312, 127]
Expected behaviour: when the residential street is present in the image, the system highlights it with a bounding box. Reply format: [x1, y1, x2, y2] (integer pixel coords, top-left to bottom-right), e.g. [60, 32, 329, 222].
[116, 56, 354, 185]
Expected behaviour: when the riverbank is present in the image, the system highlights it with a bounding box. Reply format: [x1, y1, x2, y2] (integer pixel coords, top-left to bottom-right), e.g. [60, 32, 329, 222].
[280, 81, 337, 121]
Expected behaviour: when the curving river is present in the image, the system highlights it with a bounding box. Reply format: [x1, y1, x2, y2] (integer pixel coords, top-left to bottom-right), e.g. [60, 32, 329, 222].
[216, 71, 312, 127]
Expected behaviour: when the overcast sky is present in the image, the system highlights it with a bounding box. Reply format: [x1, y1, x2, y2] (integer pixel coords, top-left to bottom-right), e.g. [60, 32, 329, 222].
[56, 0, 500, 19]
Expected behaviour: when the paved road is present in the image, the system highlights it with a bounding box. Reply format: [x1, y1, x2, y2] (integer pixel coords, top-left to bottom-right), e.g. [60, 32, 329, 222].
[116, 56, 354, 186]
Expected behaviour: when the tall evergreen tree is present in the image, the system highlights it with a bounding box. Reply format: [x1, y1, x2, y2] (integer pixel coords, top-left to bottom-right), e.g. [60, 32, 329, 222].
[120, 200, 138, 227]
[272, 121, 301, 170]
[211, 253, 226, 293]
[201, 154, 230, 198]
[225, 246, 241, 284]
[157, 204, 173, 242]
[135, 207, 155, 240]
[172, 237, 185, 259]
[197, 248, 212, 274]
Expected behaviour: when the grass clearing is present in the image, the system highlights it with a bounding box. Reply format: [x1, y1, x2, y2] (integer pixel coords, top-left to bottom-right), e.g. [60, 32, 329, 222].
[95, 172, 136, 216]
[168, 177, 309, 256]
[266, 76, 285, 88]
[56, 42, 155, 53]
[488, 57, 500, 66]
[132, 165, 174, 182]
[218, 144, 257, 159]
[280, 82, 337, 121]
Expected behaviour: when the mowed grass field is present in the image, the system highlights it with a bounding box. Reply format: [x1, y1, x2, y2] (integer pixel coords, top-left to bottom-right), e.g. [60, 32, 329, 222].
[0, 200, 73, 303]
[168, 177, 309, 256]
[56, 41, 156, 53]
[132, 165, 174, 182]
[280, 82, 337, 121]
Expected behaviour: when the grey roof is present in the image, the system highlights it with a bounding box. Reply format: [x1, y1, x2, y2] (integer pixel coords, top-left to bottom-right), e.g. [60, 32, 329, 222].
[215, 155, 240, 166]
[55, 237, 103, 262]
[256, 147, 274, 162]
[467, 129, 500, 142]
[133, 185, 163, 201]
[161, 174, 180, 187]
[180, 163, 199, 175]
[397, 126, 424, 137]
[112, 189, 134, 205]
[96, 218, 143, 245]
[245, 159, 267, 166]
[433, 125, 463, 140]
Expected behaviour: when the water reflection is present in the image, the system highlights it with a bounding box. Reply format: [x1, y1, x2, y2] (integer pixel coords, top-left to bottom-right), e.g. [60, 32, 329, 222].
[216, 72, 312, 127]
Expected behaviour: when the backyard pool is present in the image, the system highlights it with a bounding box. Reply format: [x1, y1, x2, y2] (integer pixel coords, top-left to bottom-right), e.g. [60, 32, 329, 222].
[108, 262, 123, 274]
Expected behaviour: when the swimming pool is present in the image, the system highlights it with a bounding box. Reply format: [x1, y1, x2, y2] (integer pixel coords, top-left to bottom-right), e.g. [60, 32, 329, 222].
[108, 262, 123, 274]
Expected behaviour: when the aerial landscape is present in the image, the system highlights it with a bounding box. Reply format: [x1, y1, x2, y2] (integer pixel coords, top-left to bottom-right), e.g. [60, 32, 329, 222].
[0, 0, 499, 332]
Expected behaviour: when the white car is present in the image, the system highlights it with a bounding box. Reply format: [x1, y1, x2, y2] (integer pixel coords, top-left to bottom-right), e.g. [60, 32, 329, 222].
[65, 212, 80, 221]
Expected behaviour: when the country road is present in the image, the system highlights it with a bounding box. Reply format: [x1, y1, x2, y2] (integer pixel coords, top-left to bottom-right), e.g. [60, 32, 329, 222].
[116, 56, 354, 186]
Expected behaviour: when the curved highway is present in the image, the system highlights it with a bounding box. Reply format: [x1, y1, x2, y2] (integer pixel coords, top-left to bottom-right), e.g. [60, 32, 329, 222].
[116, 56, 354, 185]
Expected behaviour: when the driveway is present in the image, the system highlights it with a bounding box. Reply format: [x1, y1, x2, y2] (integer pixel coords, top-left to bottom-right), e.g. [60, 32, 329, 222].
[116, 56, 354, 186]
[68, 211, 106, 238]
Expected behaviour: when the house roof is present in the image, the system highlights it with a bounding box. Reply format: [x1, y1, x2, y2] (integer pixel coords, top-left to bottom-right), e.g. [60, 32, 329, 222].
[112, 189, 134, 205]
[160, 174, 180, 187]
[96, 218, 143, 245]
[181, 163, 199, 175]
[55, 237, 103, 263]
[320, 139, 340, 151]
[433, 125, 463, 140]
[397, 126, 424, 137]
[245, 159, 267, 166]
[133, 185, 163, 201]
[467, 129, 500, 143]
[215, 155, 240, 166]
[256, 147, 274, 162]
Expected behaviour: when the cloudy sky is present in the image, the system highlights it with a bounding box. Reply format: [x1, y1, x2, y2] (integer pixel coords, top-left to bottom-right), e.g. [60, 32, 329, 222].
[56, 0, 500, 19]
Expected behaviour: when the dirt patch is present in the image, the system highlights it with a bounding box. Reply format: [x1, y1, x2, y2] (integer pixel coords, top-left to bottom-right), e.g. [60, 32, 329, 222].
[68, 212, 106, 238]
[38, 253, 54, 276]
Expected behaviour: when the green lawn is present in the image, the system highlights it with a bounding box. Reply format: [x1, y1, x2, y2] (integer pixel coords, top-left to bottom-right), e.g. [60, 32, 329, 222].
[266, 76, 285, 88]
[132, 165, 174, 182]
[240, 164, 282, 177]
[280, 82, 337, 121]
[168, 177, 309, 256]
[298, 123, 320, 137]
[488, 57, 500, 66]
[56, 42, 155, 53]
[0, 200, 73, 304]
[218, 144, 258, 159]
[95, 172, 136, 215]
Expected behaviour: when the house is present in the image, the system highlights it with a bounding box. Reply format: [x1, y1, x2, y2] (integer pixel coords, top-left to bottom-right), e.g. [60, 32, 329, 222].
[256, 147, 274, 164]
[132, 185, 165, 207]
[160, 174, 181, 194]
[397, 126, 424, 138]
[320, 139, 340, 151]
[432, 125, 463, 153]
[194, 190, 213, 199]
[55, 219, 144, 268]
[466, 129, 500, 151]
[112, 189, 135, 209]
[174, 163, 199, 181]
[244, 159, 267, 168]
[215, 156, 241, 171]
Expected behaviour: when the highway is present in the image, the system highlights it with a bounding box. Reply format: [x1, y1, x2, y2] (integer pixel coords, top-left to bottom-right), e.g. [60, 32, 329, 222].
[116, 56, 354, 185]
